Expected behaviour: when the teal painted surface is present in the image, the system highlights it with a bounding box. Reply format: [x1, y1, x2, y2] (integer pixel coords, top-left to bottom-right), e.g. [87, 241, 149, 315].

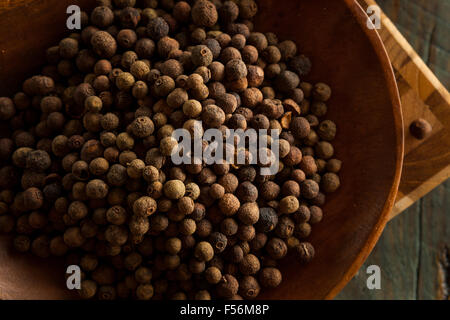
[337, 0, 450, 300]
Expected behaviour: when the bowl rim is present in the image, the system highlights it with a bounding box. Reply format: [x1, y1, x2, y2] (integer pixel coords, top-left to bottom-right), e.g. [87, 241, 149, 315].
[324, 0, 404, 299]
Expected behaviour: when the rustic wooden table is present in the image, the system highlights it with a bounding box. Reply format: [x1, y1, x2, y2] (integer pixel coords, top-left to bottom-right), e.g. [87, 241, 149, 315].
[338, 0, 450, 300]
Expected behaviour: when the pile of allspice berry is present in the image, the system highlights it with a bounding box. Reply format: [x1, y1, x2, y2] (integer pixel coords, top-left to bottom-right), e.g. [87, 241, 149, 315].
[0, 0, 341, 300]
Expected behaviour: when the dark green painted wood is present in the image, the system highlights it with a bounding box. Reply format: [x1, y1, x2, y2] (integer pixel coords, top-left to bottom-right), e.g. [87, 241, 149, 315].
[337, 0, 450, 300]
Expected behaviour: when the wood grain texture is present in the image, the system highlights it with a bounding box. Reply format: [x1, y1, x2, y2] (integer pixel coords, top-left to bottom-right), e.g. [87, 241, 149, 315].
[339, 0, 450, 300]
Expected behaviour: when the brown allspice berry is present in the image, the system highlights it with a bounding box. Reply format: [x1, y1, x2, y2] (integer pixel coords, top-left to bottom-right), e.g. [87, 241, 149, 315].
[239, 0, 258, 19]
[216, 274, 239, 298]
[177, 196, 195, 215]
[0, 97, 16, 120]
[164, 180, 185, 200]
[315, 141, 334, 159]
[179, 218, 196, 236]
[202, 104, 225, 128]
[129, 214, 150, 236]
[105, 225, 128, 246]
[91, 31, 117, 58]
[275, 216, 295, 239]
[209, 232, 228, 253]
[194, 241, 214, 262]
[173, 1, 191, 22]
[205, 266, 222, 284]
[218, 193, 240, 216]
[153, 75, 175, 97]
[147, 17, 169, 41]
[266, 237, 287, 260]
[410, 118, 432, 140]
[86, 179, 109, 199]
[321, 172, 341, 193]
[236, 181, 258, 203]
[106, 164, 128, 186]
[25, 150, 51, 172]
[301, 179, 320, 199]
[165, 237, 182, 255]
[63, 226, 85, 248]
[192, 0, 218, 28]
[130, 116, 155, 138]
[72, 160, 89, 180]
[239, 275, 260, 300]
[295, 242, 315, 263]
[225, 59, 247, 81]
[309, 100, 327, 117]
[23, 187, 44, 210]
[284, 146, 303, 166]
[133, 196, 157, 217]
[295, 222, 311, 239]
[309, 206, 323, 224]
[220, 218, 238, 237]
[105, 206, 127, 226]
[192, 45, 214, 67]
[259, 267, 282, 288]
[278, 196, 299, 214]
[89, 157, 109, 176]
[260, 181, 281, 202]
[68, 201, 88, 220]
[79, 280, 97, 299]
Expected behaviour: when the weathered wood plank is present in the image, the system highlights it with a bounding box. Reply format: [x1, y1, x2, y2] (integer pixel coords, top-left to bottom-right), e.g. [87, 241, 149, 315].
[417, 180, 450, 299]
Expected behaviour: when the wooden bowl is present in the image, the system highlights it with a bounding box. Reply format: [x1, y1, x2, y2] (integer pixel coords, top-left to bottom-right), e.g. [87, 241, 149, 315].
[0, 0, 403, 299]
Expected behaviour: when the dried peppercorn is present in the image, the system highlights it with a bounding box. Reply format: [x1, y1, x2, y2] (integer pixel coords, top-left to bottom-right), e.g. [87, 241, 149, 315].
[295, 242, 315, 263]
[255, 207, 278, 233]
[218, 193, 240, 216]
[191, 45, 214, 67]
[86, 179, 109, 199]
[259, 267, 282, 288]
[321, 172, 340, 193]
[239, 275, 260, 299]
[216, 274, 239, 298]
[315, 141, 334, 159]
[194, 241, 214, 262]
[192, 0, 218, 27]
[205, 266, 222, 284]
[266, 237, 287, 260]
[295, 222, 311, 239]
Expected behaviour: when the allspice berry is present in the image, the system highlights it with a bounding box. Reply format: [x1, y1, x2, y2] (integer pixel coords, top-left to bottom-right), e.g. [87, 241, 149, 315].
[133, 196, 157, 217]
[91, 31, 117, 58]
[295, 242, 315, 263]
[164, 180, 185, 200]
[86, 179, 109, 199]
[194, 241, 214, 262]
[279, 196, 299, 214]
[218, 193, 240, 216]
[216, 274, 239, 298]
[259, 267, 282, 288]
[192, 0, 218, 28]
